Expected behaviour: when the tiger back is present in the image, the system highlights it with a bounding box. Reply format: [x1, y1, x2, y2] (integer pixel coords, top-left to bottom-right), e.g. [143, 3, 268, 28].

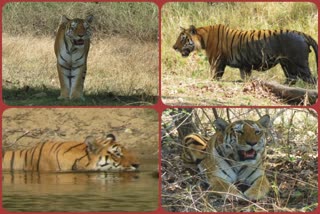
[182, 115, 270, 200]
[54, 15, 93, 100]
[2, 134, 139, 172]
[173, 25, 317, 85]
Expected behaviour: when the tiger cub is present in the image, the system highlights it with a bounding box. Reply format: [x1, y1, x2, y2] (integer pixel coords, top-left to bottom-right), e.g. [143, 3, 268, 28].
[182, 115, 270, 200]
[2, 134, 139, 172]
[54, 15, 93, 100]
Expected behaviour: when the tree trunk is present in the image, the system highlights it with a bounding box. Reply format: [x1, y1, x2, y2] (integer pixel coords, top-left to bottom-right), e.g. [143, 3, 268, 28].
[255, 79, 318, 105]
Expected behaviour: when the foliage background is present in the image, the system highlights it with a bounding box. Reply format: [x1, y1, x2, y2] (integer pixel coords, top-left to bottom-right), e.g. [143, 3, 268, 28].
[161, 108, 318, 212]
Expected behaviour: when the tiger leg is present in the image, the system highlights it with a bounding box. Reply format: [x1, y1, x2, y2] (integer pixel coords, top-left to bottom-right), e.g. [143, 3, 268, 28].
[208, 176, 244, 199]
[69, 65, 86, 100]
[240, 67, 252, 81]
[243, 175, 270, 200]
[57, 64, 71, 100]
[210, 61, 226, 80]
[283, 38, 317, 85]
[296, 65, 317, 85]
[280, 62, 298, 85]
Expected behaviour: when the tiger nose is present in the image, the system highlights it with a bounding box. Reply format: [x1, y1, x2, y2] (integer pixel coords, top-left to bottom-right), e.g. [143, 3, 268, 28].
[132, 163, 139, 169]
[246, 141, 257, 146]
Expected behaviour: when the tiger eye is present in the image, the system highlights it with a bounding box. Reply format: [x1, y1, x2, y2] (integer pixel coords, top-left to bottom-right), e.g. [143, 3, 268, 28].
[255, 130, 262, 135]
[234, 129, 244, 135]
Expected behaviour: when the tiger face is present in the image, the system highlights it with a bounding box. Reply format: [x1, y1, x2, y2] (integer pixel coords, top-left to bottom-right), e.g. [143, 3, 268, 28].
[75, 134, 140, 172]
[214, 115, 270, 165]
[63, 15, 93, 47]
[172, 26, 201, 57]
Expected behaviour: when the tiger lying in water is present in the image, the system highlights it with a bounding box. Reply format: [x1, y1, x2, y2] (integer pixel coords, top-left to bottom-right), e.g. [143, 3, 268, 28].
[182, 115, 270, 200]
[2, 134, 139, 172]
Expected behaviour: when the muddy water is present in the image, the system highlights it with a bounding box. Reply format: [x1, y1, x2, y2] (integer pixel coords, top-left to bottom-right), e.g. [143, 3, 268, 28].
[2, 160, 158, 212]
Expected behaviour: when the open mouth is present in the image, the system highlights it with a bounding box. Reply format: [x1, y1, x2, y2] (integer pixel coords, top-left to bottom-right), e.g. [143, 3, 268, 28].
[74, 39, 85, 46]
[238, 149, 257, 161]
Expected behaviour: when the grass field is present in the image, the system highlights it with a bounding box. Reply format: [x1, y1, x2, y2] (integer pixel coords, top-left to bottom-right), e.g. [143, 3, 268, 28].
[2, 2, 158, 106]
[161, 2, 318, 106]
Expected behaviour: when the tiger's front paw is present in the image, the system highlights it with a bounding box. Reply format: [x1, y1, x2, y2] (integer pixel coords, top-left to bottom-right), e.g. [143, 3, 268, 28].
[70, 92, 85, 101]
[244, 188, 268, 200]
[58, 93, 69, 100]
[243, 177, 270, 200]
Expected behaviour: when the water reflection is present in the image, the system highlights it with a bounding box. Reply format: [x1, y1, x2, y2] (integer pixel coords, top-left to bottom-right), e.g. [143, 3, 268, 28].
[2, 167, 158, 211]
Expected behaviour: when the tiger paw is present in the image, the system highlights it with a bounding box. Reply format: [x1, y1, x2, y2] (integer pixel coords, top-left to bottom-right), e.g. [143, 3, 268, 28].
[243, 186, 269, 200]
[58, 95, 69, 100]
[70, 95, 85, 101]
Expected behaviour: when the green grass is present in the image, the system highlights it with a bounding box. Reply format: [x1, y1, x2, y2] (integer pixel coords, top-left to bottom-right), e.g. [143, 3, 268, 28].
[2, 85, 157, 106]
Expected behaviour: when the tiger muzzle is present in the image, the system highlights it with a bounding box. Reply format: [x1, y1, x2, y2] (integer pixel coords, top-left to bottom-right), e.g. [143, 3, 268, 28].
[181, 50, 191, 57]
[173, 45, 192, 57]
[238, 149, 257, 161]
[74, 39, 85, 46]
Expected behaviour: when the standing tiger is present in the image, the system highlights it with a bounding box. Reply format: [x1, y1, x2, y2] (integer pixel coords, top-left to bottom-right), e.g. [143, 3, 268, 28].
[173, 24, 318, 85]
[54, 15, 93, 100]
[182, 115, 270, 200]
[2, 134, 139, 172]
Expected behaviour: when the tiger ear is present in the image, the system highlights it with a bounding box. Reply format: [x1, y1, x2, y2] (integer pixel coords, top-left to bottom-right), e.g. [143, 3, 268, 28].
[180, 26, 186, 32]
[189, 25, 197, 35]
[214, 117, 229, 133]
[106, 134, 116, 142]
[84, 136, 101, 154]
[258, 114, 270, 128]
[61, 15, 70, 24]
[86, 15, 94, 24]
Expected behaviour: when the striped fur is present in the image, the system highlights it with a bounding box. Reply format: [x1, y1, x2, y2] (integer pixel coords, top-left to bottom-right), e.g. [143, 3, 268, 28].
[173, 24, 318, 85]
[54, 15, 93, 100]
[2, 134, 139, 172]
[182, 115, 270, 200]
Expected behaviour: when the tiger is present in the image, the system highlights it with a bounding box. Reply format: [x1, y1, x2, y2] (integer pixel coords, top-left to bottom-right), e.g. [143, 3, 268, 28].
[173, 24, 318, 85]
[2, 134, 139, 172]
[182, 115, 270, 200]
[54, 15, 93, 100]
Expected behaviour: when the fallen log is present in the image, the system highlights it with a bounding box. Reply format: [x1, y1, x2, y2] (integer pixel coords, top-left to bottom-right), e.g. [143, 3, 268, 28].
[253, 79, 318, 105]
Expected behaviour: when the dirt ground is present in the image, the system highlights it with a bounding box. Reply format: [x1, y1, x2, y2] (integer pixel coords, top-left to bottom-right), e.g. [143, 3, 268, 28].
[2, 108, 159, 161]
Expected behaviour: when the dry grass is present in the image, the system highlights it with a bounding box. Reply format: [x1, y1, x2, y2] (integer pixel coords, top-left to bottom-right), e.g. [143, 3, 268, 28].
[2, 2, 158, 105]
[161, 108, 318, 212]
[2, 2, 158, 41]
[86, 37, 158, 96]
[2, 108, 159, 158]
[2, 34, 158, 105]
[161, 75, 285, 106]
